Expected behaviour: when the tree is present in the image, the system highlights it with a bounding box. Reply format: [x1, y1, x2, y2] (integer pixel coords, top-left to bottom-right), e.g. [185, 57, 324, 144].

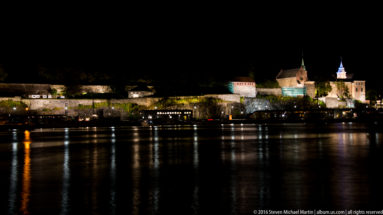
[335, 81, 351, 99]
[198, 97, 222, 119]
[256, 80, 280, 88]
[315, 81, 332, 97]
[366, 89, 377, 101]
[0, 64, 8, 82]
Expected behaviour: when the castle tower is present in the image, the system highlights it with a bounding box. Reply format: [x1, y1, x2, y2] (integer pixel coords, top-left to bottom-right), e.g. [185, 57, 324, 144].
[336, 60, 347, 79]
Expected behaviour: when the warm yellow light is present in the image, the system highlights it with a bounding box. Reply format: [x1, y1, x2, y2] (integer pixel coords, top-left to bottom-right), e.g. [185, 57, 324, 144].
[24, 130, 31, 149]
[21, 130, 31, 214]
[24, 130, 30, 140]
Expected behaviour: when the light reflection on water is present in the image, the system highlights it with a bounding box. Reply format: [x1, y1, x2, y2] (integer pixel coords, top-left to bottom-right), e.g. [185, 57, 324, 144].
[1, 123, 383, 214]
[8, 129, 18, 215]
[21, 130, 31, 215]
[60, 128, 70, 215]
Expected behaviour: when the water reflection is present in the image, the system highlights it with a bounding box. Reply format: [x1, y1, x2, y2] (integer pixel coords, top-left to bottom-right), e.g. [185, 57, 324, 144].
[21, 130, 31, 215]
[193, 127, 199, 168]
[110, 126, 116, 215]
[152, 126, 160, 213]
[153, 127, 159, 169]
[2, 124, 383, 213]
[61, 128, 70, 215]
[192, 126, 200, 214]
[8, 129, 18, 215]
[132, 130, 141, 215]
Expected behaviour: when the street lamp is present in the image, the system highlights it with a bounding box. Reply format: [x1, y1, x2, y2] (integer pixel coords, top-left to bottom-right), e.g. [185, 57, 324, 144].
[12, 107, 16, 111]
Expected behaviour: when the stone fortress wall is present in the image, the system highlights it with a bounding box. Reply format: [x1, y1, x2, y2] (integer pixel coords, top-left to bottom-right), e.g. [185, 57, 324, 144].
[1, 94, 241, 117]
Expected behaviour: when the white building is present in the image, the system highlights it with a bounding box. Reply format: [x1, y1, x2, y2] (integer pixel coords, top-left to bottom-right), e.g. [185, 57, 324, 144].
[228, 77, 256, 98]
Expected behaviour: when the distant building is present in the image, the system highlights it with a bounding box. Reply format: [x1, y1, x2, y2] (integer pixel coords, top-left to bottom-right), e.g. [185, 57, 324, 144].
[327, 60, 366, 103]
[228, 77, 256, 97]
[276, 59, 314, 97]
[127, 85, 154, 98]
[276, 59, 308, 88]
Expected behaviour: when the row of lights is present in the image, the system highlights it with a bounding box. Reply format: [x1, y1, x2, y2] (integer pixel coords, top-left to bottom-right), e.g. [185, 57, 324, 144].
[11, 107, 29, 111]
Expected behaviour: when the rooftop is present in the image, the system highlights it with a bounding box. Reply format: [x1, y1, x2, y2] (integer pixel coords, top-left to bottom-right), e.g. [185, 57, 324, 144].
[276, 68, 301, 79]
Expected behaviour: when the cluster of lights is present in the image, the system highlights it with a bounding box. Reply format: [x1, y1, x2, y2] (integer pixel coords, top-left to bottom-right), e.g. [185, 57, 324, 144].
[156, 111, 191, 115]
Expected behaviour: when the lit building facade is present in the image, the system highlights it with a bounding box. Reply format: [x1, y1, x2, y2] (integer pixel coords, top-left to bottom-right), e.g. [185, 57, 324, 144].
[228, 77, 256, 98]
[327, 61, 366, 102]
[276, 59, 315, 97]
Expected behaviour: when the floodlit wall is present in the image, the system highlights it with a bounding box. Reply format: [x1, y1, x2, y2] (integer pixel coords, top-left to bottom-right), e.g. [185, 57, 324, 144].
[204, 94, 241, 103]
[276, 77, 297, 88]
[128, 91, 155, 98]
[304, 81, 315, 98]
[352, 81, 366, 102]
[281, 87, 306, 97]
[0, 94, 241, 116]
[228, 82, 256, 97]
[256, 88, 282, 96]
[327, 81, 365, 102]
[17, 98, 160, 116]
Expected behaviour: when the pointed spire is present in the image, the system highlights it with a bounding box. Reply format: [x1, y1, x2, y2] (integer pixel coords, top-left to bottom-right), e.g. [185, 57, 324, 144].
[339, 56, 344, 68]
[337, 57, 347, 79]
[300, 49, 306, 70]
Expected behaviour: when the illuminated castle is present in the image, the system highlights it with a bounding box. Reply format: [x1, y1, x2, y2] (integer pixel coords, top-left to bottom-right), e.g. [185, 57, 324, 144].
[275, 58, 315, 97]
[327, 60, 366, 103]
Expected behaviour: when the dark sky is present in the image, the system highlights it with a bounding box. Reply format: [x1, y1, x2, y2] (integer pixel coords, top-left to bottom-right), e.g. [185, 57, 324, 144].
[1, 5, 382, 90]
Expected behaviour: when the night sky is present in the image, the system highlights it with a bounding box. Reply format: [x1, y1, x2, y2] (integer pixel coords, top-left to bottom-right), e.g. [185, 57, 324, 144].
[1, 5, 382, 90]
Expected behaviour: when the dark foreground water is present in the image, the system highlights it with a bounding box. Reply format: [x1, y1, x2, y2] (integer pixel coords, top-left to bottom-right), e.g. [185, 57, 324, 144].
[1, 123, 383, 214]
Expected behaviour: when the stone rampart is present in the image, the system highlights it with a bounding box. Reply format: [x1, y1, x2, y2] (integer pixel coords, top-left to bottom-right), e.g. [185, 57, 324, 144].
[256, 88, 282, 96]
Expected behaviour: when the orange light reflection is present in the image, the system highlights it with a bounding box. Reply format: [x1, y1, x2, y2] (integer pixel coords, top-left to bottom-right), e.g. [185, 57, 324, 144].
[20, 130, 31, 215]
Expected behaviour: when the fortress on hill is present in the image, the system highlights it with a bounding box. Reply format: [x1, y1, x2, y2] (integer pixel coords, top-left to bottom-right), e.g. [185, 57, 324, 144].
[229, 57, 366, 106]
[0, 57, 367, 116]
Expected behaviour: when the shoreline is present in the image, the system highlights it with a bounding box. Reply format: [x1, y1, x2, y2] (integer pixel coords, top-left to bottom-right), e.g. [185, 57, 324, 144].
[2, 118, 383, 130]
